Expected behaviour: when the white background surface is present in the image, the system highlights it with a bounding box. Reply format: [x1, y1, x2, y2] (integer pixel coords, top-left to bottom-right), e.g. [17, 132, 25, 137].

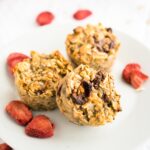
[0, 0, 150, 149]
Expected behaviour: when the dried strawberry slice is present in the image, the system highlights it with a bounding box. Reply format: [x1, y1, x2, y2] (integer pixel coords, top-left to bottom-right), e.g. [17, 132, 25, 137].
[36, 11, 54, 26]
[6, 100, 33, 126]
[7, 52, 29, 74]
[0, 143, 12, 150]
[130, 70, 149, 89]
[7, 53, 29, 66]
[25, 115, 54, 138]
[73, 9, 92, 20]
[122, 63, 141, 83]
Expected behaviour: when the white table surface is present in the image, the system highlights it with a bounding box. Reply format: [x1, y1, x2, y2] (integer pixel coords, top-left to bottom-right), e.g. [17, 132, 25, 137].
[0, 0, 150, 149]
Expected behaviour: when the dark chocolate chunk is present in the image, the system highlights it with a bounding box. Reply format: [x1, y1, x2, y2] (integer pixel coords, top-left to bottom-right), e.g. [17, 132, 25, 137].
[35, 89, 44, 95]
[92, 77, 100, 89]
[72, 93, 87, 105]
[82, 81, 92, 97]
[92, 71, 105, 89]
[101, 93, 109, 103]
[109, 41, 115, 49]
[97, 70, 105, 79]
[95, 37, 113, 53]
[71, 81, 92, 105]
[106, 27, 113, 33]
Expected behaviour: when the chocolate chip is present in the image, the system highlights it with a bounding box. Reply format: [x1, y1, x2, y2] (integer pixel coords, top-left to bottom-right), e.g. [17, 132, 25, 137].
[35, 89, 44, 95]
[92, 71, 105, 89]
[72, 93, 87, 105]
[71, 81, 92, 105]
[95, 38, 113, 53]
[107, 102, 112, 107]
[109, 41, 115, 49]
[97, 71, 105, 78]
[57, 85, 62, 96]
[101, 93, 109, 103]
[92, 77, 99, 89]
[106, 27, 113, 33]
[82, 81, 92, 97]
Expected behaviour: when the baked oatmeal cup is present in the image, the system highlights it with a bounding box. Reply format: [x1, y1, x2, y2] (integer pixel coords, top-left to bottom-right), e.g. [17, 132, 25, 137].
[14, 51, 72, 110]
[66, 23, 120, 70]
[56, 64, 121, 126]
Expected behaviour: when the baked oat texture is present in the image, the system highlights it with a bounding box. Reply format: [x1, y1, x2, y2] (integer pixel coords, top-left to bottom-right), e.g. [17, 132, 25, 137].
[56, 64, 121, 126]
[14, 51, 72, 110]
[66, 23, 120, 70]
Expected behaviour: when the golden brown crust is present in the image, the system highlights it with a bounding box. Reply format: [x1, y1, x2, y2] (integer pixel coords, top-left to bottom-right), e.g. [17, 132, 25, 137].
[66, 23, 120, 70]
[56, 64, 121, 126]
[14, 50, 73, 110]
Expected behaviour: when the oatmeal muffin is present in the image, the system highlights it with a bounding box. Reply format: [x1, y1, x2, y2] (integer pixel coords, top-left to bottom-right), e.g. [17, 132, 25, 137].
[66, 23, 120, 70]
[56, 64, 121, 126]
[14, 51, 72, 110]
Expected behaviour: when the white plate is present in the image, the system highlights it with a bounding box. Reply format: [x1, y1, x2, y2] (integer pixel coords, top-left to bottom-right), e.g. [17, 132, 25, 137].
[0, 23, 150, 150]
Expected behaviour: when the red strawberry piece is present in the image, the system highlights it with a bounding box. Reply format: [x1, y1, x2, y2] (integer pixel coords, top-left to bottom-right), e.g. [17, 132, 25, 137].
[73, 9, 92, 20]
[7, 53, 29, 74]
[0, 143, 13, 150]
[130, 70, 149, 89]
[6, 100, 33, 126]
[122, 63, 141, 83]
[36, 11, 54, 26]
[25, 115, 54, 138]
